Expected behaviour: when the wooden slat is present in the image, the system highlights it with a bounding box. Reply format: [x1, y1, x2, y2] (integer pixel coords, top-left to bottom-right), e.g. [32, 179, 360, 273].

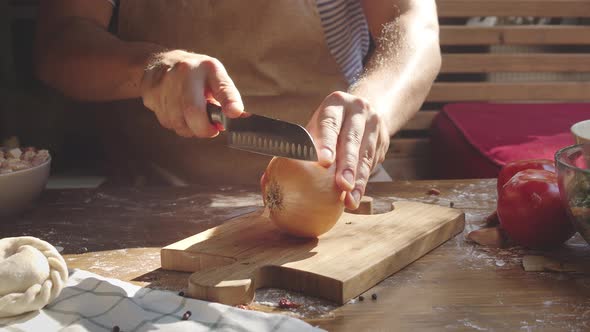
[440, 26, 590, 46]
[437, 0, 590, 17]
[387, 138, 430, 158]
[402, 111, 438, 131]
[427, 82, 590, 102]
[382, 156, 433, 180]
[441, 54, 590, 73]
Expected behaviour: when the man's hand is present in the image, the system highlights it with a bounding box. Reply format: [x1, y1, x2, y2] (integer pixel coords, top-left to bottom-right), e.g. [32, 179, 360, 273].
[141, 50, 244, 138]
[307, 91, 390, 210]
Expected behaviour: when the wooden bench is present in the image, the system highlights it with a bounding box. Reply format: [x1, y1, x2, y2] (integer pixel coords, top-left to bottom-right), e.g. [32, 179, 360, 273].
[384, 0, 590, 180]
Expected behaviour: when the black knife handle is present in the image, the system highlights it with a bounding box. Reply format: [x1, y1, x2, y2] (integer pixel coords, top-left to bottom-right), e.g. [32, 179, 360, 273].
[206, 102, 226, 128]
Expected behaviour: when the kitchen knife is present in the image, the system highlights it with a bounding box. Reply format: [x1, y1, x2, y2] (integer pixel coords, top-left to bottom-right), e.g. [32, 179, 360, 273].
[206, 102, 318, 161]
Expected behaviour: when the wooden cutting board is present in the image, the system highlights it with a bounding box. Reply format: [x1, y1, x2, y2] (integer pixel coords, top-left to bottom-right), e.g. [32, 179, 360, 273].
[161, 200, 464, 305]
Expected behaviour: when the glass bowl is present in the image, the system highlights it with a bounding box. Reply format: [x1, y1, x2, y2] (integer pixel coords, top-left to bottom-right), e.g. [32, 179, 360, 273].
[555, 143, 590, 245]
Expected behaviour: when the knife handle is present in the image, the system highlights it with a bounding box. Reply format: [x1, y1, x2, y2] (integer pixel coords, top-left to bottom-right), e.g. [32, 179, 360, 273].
[206, 102, 227, 128]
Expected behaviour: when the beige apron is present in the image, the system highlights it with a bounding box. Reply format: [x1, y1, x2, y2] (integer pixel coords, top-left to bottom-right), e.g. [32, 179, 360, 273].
[110, 0, 349, 184]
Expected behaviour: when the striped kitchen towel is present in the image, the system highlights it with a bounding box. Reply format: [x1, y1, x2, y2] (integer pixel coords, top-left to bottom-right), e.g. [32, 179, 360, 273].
[0, 270, 322, 332]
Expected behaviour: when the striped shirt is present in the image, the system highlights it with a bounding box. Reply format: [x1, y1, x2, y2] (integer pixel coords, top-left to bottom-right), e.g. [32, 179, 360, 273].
[316, 0, 370, 84]
[106, 0, 369, 84]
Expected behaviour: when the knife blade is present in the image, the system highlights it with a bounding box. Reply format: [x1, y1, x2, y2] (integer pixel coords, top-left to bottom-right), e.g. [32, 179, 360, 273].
[206, 102, 318, 161]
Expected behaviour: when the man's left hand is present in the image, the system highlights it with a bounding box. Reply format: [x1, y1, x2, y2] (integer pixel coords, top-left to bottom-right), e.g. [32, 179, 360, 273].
[307, 91, 390, 210]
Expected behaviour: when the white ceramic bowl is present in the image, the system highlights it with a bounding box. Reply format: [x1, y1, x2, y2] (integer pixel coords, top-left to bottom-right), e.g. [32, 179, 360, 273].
[0, 157, 51, 217]
[571, 119, 590, 144]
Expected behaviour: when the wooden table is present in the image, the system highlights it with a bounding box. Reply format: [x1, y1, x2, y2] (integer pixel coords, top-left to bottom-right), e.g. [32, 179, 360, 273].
[3, 179, 590, 331]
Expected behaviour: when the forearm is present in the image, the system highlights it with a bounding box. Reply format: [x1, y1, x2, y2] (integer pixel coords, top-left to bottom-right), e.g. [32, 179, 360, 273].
[349, 6, 441, 136]
[35, 17, 165, 101]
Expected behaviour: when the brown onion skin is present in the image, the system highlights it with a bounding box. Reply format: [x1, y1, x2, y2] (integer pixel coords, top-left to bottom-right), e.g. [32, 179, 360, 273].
[261, 157, 344, 238]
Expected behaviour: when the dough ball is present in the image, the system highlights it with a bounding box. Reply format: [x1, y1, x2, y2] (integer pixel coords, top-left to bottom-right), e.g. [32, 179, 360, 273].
[0, 237, 68, 318]
[0, 245, 50, 294]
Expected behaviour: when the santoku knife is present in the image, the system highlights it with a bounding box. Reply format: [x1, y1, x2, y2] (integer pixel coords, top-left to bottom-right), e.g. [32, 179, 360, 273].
[206, 102, 318, 161]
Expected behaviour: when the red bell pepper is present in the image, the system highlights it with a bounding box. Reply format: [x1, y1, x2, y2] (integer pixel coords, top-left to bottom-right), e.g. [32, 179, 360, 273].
[497, 169, 574, 249]
[497, 159, 556, 194]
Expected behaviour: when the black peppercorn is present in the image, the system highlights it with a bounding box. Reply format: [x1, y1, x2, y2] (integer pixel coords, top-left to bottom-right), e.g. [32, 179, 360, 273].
[112, 326, 120, 332]
[371, 293, 377, 300]
[182, 310, 192, 320]
[358, 295, 364, 301]
[449, 201, 455, 208]
[178, 291, 185, 297]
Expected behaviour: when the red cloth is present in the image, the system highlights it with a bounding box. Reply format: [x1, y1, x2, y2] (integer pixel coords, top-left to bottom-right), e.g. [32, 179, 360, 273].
[430, 103, 590, 179]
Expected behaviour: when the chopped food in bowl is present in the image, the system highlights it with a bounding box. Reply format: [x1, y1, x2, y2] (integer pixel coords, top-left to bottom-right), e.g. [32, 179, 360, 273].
[0, 147, 50, 174]
[0, 147, 51, 217]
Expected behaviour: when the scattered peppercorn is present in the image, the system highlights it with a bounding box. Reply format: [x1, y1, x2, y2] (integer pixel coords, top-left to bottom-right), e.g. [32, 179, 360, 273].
[449, 201, 455, 208]
[112, 326, 120, 332]
[182, 311, 192, 320]
[178, 291, 185, 297]
[278, 298, 301, 309]
[427, 188, 441, 196]
[345, 221, 352, 225]
[358, 295, 364, 301]
[371, 293, 377, 300]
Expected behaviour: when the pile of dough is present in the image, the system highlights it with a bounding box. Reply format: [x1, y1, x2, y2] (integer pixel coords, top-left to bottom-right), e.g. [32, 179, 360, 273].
[0, 237, 68, 318]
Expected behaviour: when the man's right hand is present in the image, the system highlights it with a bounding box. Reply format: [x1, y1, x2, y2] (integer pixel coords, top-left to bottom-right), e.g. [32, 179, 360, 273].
[140, 50, 244, 138]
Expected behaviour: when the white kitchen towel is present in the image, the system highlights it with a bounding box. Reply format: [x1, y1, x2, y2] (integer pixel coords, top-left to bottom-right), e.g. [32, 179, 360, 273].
[0, 270, 322, 332]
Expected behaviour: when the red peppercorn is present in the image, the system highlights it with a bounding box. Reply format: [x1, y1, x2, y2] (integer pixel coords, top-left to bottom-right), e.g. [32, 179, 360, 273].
[278, 298, 300, 309]
[427, 188, 441, 196]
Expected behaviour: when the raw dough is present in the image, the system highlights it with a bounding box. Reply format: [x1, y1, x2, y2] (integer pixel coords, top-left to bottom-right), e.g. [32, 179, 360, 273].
[0, 237, 68, 318]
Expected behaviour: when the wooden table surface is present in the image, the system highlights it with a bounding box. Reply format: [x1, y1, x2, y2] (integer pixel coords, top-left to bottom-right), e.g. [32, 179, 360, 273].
[3, 179, 590, 331]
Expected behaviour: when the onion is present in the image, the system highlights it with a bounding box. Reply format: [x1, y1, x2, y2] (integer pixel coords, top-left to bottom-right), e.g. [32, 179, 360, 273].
[260, 157, 345, 238]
